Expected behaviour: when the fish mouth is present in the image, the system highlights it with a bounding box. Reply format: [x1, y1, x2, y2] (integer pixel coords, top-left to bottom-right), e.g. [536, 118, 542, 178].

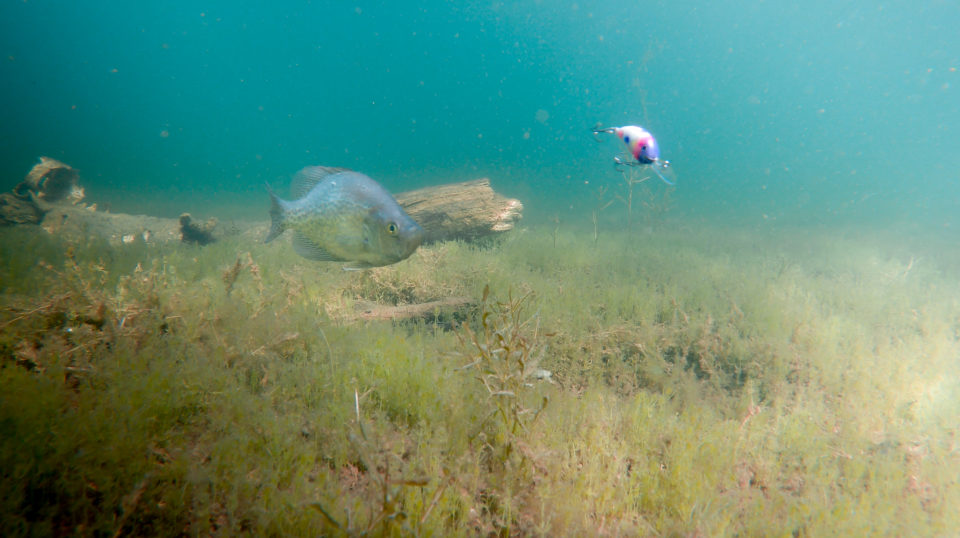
[402, 222, 426, 257]
[411, 223, 425, 246]
[411, 222, 427, 246]
[404, 238, 422, 258]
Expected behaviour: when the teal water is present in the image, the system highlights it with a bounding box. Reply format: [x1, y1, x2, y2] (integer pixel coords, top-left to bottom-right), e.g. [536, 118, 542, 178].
[3, 4, 960, 534]
[1, 1, 958, 228]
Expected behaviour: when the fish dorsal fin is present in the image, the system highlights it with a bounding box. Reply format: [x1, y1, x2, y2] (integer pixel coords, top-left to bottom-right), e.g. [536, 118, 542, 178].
[292, 231, 345, 261]
[291, 166, 349, 198]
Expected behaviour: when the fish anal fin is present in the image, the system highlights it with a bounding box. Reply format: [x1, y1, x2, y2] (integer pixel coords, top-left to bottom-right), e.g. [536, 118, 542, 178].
[292, 231, 345, 261]
[291, 166, 350, 198]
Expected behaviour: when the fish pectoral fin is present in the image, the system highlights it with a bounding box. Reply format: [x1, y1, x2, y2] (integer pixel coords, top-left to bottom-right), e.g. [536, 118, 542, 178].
[341, 263, 373, 272]
[292, 232, 345, 261]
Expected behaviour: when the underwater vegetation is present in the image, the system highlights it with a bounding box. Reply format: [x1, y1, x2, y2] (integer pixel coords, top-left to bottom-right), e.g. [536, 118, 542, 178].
[1, 214, 959, 536]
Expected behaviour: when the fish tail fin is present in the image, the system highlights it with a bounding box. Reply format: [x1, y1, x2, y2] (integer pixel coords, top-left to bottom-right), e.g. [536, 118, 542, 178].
[265, 183, 286, 243]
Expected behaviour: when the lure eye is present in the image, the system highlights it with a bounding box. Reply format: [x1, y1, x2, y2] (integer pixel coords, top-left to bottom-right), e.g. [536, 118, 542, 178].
[387, 222, 398, 235]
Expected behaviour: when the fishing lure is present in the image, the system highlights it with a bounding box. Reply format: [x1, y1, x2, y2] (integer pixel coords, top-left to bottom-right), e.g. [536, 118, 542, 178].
[593, 125, 674, 185]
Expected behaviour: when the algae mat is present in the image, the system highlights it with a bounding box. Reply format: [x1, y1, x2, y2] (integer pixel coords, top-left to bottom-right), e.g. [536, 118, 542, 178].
[1, 220, 957, 536]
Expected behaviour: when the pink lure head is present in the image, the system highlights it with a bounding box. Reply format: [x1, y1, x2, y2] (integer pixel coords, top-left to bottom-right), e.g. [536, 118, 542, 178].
[614, 125, 660, 164]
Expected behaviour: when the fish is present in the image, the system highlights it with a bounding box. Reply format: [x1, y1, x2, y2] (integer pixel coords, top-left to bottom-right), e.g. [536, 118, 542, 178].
[265, 166, 424, 268]
[593, 124, 675, 185]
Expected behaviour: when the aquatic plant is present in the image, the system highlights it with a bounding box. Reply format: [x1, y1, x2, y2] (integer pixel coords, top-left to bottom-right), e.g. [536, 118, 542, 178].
[638, 181, 675, 228]
[458, 285, 550, 455]
[1, 220, 958, 535]
[590, 184, 614, 244]
[452, 284, 555, 534]
[615, 165, 651, 226]
[550, 214, 560, 248]
[309, 390, 443, 536]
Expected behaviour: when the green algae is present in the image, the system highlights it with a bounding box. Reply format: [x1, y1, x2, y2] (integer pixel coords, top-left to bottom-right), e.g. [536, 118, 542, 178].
[1, 219, 958, 536]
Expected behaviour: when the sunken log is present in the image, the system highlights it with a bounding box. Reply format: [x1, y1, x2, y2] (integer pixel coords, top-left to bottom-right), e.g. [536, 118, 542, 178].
[0, 192, 46, 225]
[395, 178, 523, 243]
[6, 176, 523, 246]
[348, 297, 474, 322]
[14, 157, 84, 204]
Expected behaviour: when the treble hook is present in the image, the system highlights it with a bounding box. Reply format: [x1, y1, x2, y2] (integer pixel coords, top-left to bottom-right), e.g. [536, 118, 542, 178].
[612, 155, 635, 169]
[591, 123, 616, 142]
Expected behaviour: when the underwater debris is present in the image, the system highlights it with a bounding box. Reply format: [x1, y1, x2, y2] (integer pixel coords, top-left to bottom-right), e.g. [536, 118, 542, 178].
[349, 297, 474, 322]
[36, 204, 182, 245]
[2, 170, 522, 252]
[394, 179, 523, 243]
[14, 156, 85, 204]
[0, 192, 45, 225]
[179, 213, 218, 245]
[0, 157, 82, 225]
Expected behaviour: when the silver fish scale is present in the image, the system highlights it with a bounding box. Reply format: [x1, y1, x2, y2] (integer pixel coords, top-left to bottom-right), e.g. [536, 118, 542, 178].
[289, 185, 370, 256]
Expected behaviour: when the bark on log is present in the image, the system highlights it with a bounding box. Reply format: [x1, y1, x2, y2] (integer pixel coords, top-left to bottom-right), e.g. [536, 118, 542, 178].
[0, 192, 46, 225]
[395, 178, 523, 243]
[14, 157, 84, 204]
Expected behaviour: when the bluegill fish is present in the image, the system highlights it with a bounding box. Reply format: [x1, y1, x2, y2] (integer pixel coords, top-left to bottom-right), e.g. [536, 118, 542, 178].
[265, 166, 424, 268]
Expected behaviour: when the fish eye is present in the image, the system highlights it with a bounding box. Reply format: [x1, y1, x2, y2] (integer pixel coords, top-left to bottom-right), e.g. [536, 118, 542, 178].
[387, 222, 398, 235]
